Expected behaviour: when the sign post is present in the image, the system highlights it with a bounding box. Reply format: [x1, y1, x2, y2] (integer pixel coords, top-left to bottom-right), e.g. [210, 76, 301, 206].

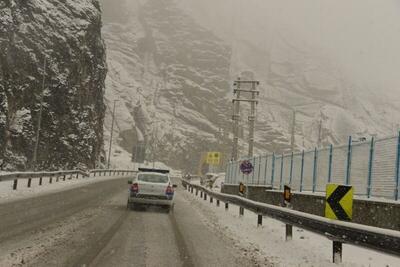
[325, 184, 354, 263]
[240, 160, 253, 199]
[206, 152, 221, 173]
[283, 185, 292, 240]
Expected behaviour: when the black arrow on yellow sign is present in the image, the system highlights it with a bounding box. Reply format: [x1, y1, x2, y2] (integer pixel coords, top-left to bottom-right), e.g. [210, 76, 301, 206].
[326, 185, 353, 221]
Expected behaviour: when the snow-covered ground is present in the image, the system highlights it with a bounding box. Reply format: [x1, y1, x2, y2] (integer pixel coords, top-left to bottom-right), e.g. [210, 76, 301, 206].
[182, 188, 400, 266]
[0, 174, 129, 204]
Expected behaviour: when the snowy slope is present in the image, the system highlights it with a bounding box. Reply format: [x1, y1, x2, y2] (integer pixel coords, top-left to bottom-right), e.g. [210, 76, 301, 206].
[101, 0, 233, 171]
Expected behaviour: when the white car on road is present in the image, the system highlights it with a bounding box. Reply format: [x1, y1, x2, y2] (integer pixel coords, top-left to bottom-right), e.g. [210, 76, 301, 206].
[127, 168, 177, 212]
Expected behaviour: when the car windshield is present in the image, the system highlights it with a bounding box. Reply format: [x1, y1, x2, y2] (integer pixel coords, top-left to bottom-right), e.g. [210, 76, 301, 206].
[137, 173, 169, 184]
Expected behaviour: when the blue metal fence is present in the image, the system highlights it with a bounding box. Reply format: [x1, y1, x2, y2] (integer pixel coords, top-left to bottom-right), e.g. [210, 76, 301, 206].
[226, 134, 400, 200]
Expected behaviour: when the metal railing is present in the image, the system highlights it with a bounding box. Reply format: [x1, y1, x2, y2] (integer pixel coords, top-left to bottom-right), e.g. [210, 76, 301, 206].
[0, 169, 137, 190]
[226, 134, 400, 200]
[182, 179, 400, 263]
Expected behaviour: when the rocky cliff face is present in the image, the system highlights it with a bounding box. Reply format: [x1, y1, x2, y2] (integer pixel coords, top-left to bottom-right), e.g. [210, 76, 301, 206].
[0, 0, 107, 170]
[101, 0, 232, 171]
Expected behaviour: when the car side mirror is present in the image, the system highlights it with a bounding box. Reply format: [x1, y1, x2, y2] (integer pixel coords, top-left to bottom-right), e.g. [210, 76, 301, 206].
[172, 184, 178, 188]
[128, 180, 132, 184]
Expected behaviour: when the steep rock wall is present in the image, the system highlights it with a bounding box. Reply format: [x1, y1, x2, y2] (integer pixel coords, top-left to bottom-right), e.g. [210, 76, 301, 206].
[0, 0, 107, 170]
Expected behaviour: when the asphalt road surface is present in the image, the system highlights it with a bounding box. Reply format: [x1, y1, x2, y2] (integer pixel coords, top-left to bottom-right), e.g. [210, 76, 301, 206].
[0, 178, 258, 267]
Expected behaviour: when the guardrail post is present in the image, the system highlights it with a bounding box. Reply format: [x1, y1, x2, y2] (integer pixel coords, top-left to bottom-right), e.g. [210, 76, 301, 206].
[312, 148, 318, 193]
[328, 144, 333, 183]
[210, 196, 213, 203]
[239, 206, 244, 216]
[204, 193, 207, 200]
[39, 176, 43, 185]
[63, 175, 66, 181]
[346, 136, 352, 185]
[285, 224, 293, 241]
[27, 178, 32, 188]
[13, 179, 18, 190]
[257, 214, 262, 226]
[279, 154, 284, 190]
[332, 241, 343, 263]
[76, 173, 79, 179]
[109, 170, 112, 176]
[300, 150, 305, 192]
[200, 191, 203, 198]
[56, 176, 59, 182]
[216, 199, 220, 207]
[225, 202, 229, 210]
[94, 171, 96, 177]
[271, 153, 275, 185]
[191, 187, 193, 193]
[395, 132, 400, 200]
[196, 189, 198, 196]
[367, 137, 375, 198]
[49, 176, 53, 184]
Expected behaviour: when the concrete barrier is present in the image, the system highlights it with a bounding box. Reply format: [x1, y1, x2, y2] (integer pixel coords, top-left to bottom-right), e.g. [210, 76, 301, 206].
[221, 184, 400, 231]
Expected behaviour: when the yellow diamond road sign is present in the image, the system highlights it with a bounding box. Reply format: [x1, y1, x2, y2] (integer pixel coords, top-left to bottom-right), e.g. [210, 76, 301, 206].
[206, 152, 221, 165]
[325, 184, 353, 221]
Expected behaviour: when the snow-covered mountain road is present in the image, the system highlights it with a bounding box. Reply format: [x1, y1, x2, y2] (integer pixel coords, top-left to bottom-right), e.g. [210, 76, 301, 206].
[0, 178, 259, 266]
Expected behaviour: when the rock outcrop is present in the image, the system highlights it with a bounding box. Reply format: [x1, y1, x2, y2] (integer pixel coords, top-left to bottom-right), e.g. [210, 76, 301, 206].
[0, 0, 107, 170]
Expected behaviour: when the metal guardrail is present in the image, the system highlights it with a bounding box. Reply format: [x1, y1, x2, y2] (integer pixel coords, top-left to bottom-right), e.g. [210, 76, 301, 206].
[181, 179, 400, 263]
[0, 169, 137, 190]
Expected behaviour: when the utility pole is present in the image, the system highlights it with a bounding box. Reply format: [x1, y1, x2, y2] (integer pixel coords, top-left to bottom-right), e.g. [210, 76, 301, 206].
[32, 56, 47, 171]
[231, 79, 241, 160]
[107, 100, 118, 169]
[290, 110, 296, 152]
[247, 81, 258, 157]
[231, 78, 260, 159]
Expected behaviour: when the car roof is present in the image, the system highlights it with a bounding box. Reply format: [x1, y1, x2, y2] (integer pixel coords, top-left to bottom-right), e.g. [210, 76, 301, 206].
[138, 171, 169, 176]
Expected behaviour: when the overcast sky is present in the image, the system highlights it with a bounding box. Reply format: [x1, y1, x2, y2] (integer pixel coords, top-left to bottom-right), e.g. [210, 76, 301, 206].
[177, 0, 400, 98]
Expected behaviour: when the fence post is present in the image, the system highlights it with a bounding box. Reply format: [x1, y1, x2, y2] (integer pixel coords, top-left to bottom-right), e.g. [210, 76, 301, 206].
[300, 150, 305, 192]
[395, 132, 400, 200]
[346, 136, 352, 185]
[367, 137, 375, 198]
[264, 155, 268, 185]
[279, 154, 284, 190]
[251, 157, 255, 184]
[312, 148, 318, 193]
[328, 144, 333, 183]
[271, 153, 275, 186]
[289, 152, 294, 185]
[226, 162, 230, 183]
[257, 156, 262, 185]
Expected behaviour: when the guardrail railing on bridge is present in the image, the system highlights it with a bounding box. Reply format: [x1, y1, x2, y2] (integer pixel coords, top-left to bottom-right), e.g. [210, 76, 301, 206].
[182, 179, 400, 263]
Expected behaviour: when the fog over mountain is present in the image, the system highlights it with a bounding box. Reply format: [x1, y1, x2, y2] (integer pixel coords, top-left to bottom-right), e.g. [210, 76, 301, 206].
[100, 0, 400, 170]
[178, 0, 400, 98]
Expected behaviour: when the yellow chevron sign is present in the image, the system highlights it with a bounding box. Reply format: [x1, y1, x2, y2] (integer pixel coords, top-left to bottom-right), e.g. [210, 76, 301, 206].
[325, 184, 353, 221]
[206, 152, 221, 165]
